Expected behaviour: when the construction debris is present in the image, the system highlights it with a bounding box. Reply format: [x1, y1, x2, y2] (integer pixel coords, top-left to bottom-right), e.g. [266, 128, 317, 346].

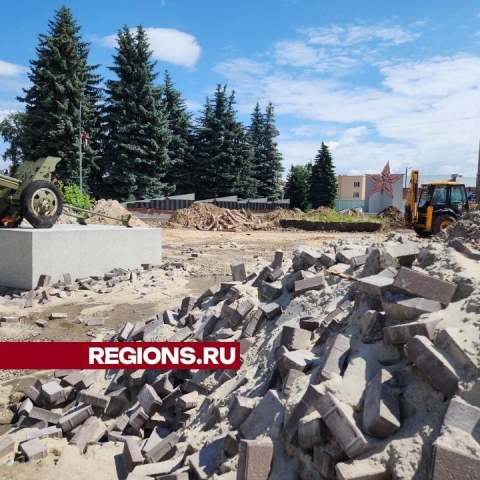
[2, 214, 480, 479]
[194, 208, 273, 232]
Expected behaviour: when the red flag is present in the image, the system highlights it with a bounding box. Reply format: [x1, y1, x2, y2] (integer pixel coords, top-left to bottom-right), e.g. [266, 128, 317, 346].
[82, 131, 89, 147]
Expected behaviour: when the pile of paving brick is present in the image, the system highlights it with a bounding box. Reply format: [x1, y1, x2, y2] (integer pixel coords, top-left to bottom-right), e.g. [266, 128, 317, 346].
[439, 205, 480, 251]
[1, 233, 480, 479]
[0, 262, 192, 313]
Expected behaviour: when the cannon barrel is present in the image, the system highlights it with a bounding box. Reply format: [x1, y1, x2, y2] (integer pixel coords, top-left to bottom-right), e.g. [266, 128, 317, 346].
[0, 174, 22, 191]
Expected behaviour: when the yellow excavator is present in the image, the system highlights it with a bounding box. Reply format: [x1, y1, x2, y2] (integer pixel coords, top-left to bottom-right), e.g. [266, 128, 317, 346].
[404, 170, 470, 235]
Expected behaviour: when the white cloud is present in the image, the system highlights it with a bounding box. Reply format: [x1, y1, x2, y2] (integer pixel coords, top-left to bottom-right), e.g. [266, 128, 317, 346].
[380, 54, 480, 97]
[302, 23, 421, 47]
[214, 49, 480, 178]
[274, 41, 360, 74]
[100, 27, 201, 69]
[0, 59, 28, 77]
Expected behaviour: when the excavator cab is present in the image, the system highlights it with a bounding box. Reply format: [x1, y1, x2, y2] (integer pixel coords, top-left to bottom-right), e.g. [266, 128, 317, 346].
[405, 170, 469, 235]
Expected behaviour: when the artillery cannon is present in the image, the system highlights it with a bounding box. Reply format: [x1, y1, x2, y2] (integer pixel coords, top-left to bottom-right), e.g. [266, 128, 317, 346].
[0, 157, 131, 228]
[0, 156, 63, 228]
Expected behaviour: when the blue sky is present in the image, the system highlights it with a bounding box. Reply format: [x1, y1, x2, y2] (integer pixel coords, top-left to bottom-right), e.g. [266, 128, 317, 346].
[2, 0, 480, 179]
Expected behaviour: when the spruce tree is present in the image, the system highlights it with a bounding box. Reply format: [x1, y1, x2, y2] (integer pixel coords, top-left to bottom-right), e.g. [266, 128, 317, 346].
[285, 164, 311, 210]
[249, 103, 266, 192]
[249, 102, 284, 199]
[18, 5, 102, 187]
[102, 26, 171, 201]
[225, 91, 257, 199]
[262, 102, 284, 198]
[161, 71, 195, 195]
[193, 85, 256, 199]
[309, 143, 337, 209]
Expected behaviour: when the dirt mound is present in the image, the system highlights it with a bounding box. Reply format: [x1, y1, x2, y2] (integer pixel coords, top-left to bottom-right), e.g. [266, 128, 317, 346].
[377, 206, 405, 228]
[166, 202, 228, 228]
[263, 207, 304, 225]
[310, 206, 336, 216]
[57, 199, 149, 228]
[438, 205, 480, 248]
[88, 199, 149, 228]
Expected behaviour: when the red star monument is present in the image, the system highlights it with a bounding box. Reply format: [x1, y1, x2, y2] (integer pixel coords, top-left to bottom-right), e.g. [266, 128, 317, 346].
[366, 162, 403, 198]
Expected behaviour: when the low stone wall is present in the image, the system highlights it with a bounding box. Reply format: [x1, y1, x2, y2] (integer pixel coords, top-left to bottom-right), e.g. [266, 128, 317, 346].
[279, 219, 383, 232]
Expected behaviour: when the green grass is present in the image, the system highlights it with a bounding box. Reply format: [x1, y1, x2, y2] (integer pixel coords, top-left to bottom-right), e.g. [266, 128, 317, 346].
[301, 211, 386, 224]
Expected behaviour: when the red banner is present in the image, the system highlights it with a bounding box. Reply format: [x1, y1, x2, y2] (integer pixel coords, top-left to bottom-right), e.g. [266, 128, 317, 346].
[0, 342, 241, 370]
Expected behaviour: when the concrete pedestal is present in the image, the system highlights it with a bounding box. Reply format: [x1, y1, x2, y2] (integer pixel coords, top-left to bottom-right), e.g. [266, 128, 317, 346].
[0, 225, 162, 290]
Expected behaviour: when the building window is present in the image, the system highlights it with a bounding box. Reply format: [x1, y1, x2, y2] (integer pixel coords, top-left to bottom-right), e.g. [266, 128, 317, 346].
[353, 192, 360, 198]
[353, 181, 360, 188]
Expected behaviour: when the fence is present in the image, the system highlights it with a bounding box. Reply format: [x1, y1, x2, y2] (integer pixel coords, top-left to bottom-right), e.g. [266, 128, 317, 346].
[124, 195, 291, 212]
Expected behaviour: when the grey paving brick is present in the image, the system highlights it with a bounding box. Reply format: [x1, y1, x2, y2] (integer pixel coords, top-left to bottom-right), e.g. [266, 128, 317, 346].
[58, 405, 94, 432]
[129, 405, 149, 432]
[237, 438, 274, 480]
[144, 431, 180, 463]
[282, 369, 306, 396]
[282, 385, 323, 445]
[228, 396, 256, 429]
[0, 436, 15, 459]
[78, 389, 111, 409]
[273, 249, 284, 268]
[258, 281, 283, 301]
[281, 325, 311, 351]
[435, 328, 480, 375]
[188, 436, 223, 480]
[441, 396, 480, 435]
[335, 460, 390, 480]
[316, 334, 350, 383]
[230, 298, 255, 328]
[317, 392, 371, 458]
[138, 384, 163, 416]
[393, 266, 457, 306]
[382, 293, 441, 321]
[383, 317, 442, 344]
[231, 261, 247, 282]
[362, 370, 400, 439]
[20, 438, 47, 460]
[240, 390, 284, 440]
[430, 443, 480, 479]
[294, 275, 326, 296]
[123, 436, 144, 472]
[298, 411, 328, 449]
[405, 335, 459, 397]
[355, 274, 393, 298]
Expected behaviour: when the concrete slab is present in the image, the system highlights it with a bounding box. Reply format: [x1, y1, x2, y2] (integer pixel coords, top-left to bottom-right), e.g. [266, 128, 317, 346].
[0, 225, 162, 289]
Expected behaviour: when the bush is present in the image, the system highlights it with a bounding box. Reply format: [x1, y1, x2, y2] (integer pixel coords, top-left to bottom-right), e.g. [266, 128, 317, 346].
[58, 182, 94, 210]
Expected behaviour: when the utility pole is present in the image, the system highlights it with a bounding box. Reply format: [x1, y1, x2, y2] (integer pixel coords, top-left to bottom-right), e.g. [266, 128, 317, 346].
[404, 167, 412, 199]
[78, 99, 83, 193]
[477, 136, 480, 200]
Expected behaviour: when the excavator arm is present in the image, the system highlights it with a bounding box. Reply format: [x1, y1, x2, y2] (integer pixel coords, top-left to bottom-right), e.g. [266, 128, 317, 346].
[404, 170, 419, 227]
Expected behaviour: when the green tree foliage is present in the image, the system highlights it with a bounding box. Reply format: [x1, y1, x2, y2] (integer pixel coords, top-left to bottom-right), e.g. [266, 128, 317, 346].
[161, 71, 195, 195]
[249, 102, 284, 199]
[0, 111, 26, 174]
[102, 26, 171, 201]
[57, 181, 94, 209]
[285, 164, 311, 210]
[310, 142, 337, 209]
[18, 6, 102, 187]
[193, 85, 256, 199]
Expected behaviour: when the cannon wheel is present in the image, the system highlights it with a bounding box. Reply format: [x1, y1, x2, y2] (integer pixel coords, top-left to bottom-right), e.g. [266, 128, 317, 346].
[20, 180, 63, 229]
